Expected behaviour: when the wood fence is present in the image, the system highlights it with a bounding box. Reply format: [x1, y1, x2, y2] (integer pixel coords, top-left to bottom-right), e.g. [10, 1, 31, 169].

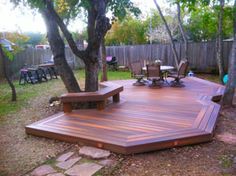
[0, 47, 84, 79]
[106, 41, 232, 72]
[0, 41, 232, 80]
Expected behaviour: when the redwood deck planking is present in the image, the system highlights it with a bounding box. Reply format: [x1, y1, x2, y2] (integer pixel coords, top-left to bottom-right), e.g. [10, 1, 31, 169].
[26, 77, 224, 154]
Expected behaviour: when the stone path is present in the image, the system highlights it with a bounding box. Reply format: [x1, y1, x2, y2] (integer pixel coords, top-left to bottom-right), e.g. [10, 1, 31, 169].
[29, 146, 117, 176]
[79, 146, 110, 159]
[65, 163, 103, 176]
[216, 132, 236, 145]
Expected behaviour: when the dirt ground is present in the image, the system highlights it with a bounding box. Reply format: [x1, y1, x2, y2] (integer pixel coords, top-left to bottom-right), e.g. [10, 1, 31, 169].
[0, 80, 236, 176]
[0, 83, 72, 176]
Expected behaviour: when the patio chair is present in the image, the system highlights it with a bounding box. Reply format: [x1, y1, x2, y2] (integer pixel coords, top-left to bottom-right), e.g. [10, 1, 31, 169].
[146, 63, 163, 87]
[168, 60, 189, 87]
[129, 61, 145, 86]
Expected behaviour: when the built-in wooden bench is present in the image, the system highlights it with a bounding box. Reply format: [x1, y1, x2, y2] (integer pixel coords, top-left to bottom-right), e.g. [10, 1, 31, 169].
[61, 82, 123, 112]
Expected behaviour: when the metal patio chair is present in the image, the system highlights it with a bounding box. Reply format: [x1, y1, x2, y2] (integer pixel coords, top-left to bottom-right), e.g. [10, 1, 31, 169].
[146, 63, 163, 87]
[168, 60, 189, 87]
[129, 61, 145, 86]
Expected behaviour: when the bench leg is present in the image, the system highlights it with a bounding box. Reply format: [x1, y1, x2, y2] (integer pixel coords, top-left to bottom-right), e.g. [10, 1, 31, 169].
[97, 101, 105, 110]
[63, 103, 72, 113]
[113, 93, 120, 103]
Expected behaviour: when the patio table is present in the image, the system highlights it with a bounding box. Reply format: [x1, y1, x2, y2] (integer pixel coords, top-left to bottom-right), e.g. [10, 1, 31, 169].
[38, 63, 58, 79]
[26, 68, 41, 84]
[142, 65, 175, 83]
[142, 65, 174, 72]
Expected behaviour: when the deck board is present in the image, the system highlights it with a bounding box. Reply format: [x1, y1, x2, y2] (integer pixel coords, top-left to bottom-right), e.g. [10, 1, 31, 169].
[26, 77, 224, 154]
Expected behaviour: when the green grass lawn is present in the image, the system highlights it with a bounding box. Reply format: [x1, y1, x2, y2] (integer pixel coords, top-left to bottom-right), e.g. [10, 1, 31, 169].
[195, 73, 220, 84]
[0, 79, 61, 117]
[0, 69, 131, 117]
[74, 69, 131, 80]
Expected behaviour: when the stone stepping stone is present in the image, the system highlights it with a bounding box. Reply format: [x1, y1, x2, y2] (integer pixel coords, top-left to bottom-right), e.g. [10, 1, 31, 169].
[47, 173, 65, 176]
[79, 146, 110, 159]
[56, 152, 74, 162]
[216, 132, 236, 145]
[65, 163, 103, 176]
[56, 157, 81, 170]
[30, 165, 56, 176]
[98, 159, 116, 167]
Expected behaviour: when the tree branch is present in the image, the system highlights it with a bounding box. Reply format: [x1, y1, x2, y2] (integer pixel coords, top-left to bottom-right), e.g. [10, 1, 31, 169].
[0, 45, 17, 101]
[216, 0, 225, 83]
[85, 1, 111, 62]
[234, 0, 236, 36]
[222, 0, 236, 106]
[44, 0, 86, 60]
[153, 0, 179, 68]
[177, 2, 188, 60]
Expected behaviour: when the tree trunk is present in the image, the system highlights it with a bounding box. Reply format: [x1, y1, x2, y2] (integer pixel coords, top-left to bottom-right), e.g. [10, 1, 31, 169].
[100, 38, 108, 82]
[83, 1, 110, 90]
[222, 40, 236, 106]
[177, 2, 188, 60]
[153, 0, 179, 68]
[222, 0, 236, 106]
[41, 8, 81, 93]
[216, 0, 225, 84]
[0, 45, 17, 101]
[85, 61, 99, 92]
[43, 0, 111, 92]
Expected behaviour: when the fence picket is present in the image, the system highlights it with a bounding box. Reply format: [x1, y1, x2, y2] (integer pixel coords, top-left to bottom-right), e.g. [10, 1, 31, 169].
[0, 41, 232, 79]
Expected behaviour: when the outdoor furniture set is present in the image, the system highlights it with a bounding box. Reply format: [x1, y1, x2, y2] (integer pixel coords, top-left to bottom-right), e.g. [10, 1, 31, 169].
[19, 63, 58, 85]
[130, 60, 189, 87]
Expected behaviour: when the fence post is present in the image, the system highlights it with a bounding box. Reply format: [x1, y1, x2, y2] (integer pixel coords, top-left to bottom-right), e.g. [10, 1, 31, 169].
[2, 41, 233, 79]
[123, 46, 126, 66]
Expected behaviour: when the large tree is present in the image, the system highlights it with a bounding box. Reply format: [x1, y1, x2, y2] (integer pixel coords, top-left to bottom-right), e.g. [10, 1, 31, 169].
[11, 0, 140, 92]
[216, 0, 225, 84]
[0, 45, 17, 101]
[176, 2, 188, 60]
[222, 0, 236, 107]
[41, 1, 82, 92]
[0, 31, 28, 102]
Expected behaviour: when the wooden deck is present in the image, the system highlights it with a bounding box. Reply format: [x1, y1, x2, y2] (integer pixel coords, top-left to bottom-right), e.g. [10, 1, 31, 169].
[26, 77, 225, 154]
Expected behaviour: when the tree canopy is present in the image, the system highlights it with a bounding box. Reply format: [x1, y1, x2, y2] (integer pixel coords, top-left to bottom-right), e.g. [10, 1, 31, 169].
[105, 8, 180, 46]
[10, 0, 141, 21]
[105, 1, 235, 45]
[147, 9, 179, 44]
[24, 32, 45, 46]
[10, 0, 141, 92]
[105, 15, 148, 45]
[1, 32, 29, 53]
[186, 5, 234, 41]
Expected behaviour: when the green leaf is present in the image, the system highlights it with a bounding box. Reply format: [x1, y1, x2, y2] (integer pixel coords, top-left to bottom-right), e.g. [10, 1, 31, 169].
[2, 47, 14, 61]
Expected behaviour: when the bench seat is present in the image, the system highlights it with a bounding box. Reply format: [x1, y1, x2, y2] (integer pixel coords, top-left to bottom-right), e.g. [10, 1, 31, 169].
[61, 82, 123, 112]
